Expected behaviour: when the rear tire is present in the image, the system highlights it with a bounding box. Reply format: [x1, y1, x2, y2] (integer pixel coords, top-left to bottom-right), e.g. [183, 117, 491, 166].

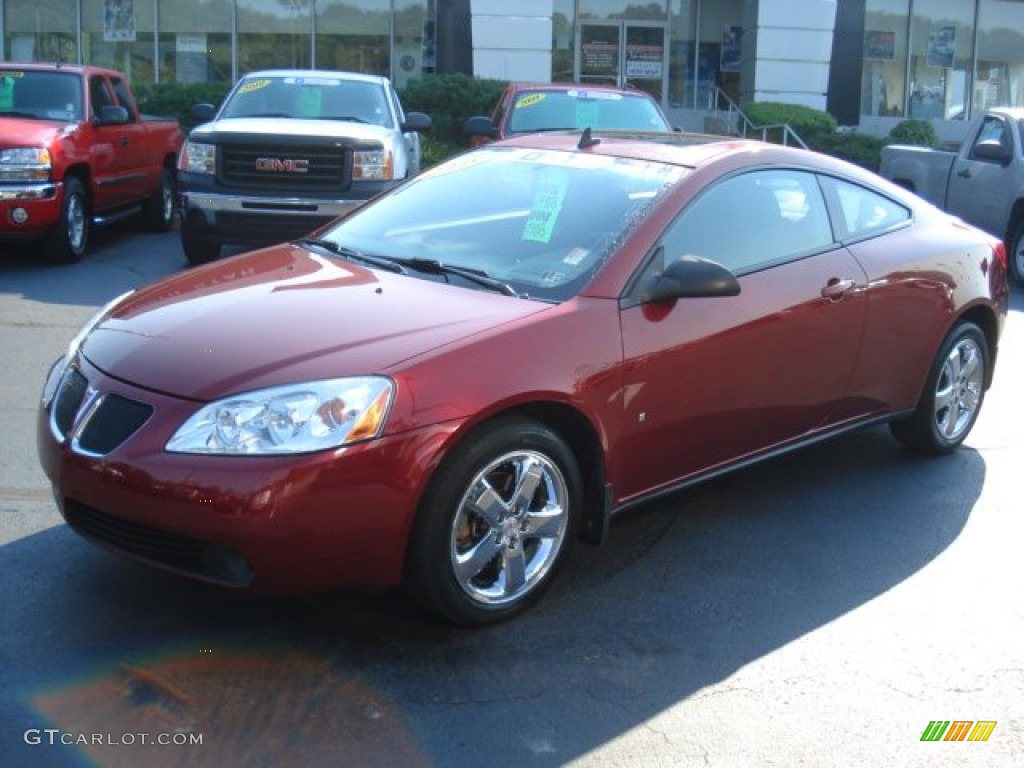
[405, 417, 581, 626]
[1009, 221, 1024, 288]
[890, 321, 990, 455]
[42, 177, 88, 264]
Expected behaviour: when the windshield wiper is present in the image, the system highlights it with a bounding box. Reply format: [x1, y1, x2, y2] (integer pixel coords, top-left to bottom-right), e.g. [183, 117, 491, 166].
[0, 110, 41, 119]
[394, 257, 519, 297]
[294, 237, 406, 273]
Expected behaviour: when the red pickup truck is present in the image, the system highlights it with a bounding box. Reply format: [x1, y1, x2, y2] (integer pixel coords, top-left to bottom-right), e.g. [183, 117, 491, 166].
[1, 62, 182, 263]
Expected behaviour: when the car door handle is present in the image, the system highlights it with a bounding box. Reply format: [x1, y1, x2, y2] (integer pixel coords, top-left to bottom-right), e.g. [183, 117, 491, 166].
[120, 136, 129, 147]
[956, 167, 971, 178]
[821, 278, 856, 299]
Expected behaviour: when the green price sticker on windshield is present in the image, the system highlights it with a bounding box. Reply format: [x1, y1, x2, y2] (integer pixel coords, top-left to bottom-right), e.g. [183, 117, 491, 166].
[522, 171, 569, 244]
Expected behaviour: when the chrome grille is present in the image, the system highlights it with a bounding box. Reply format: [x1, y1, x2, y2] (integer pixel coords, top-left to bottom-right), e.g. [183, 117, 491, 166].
[77, 394, 153, 455]
[53, 367, 88, 437]
[221, 143, 347, 189]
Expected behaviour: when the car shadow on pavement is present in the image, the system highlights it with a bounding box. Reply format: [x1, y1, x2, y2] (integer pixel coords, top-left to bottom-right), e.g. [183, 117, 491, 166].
[0, 426, 984, 767]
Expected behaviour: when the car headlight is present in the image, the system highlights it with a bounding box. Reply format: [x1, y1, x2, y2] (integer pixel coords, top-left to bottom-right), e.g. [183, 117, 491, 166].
[0, 146, 52, 182]
[178, 140, 217, 175]
[352, 148, 393, 180]
[166, 377, 394, 455]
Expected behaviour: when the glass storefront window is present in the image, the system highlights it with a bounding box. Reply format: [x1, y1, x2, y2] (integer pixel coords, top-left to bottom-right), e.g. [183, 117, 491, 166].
[158, 0, 232, 83]
[316, 1, 389, 76]
[907, 0, 974, 120]
[668, 0, 695, 108]
[392, 0, 432, 89]
[552, 0, 574, 82]
[697, 0, 743, 108]
[237, 0, 312, 75]
[4, 0, 78, 63]
[974, 0, 1024, 115]
[80, 0, 156, 84]
[862, 0, 909, 117]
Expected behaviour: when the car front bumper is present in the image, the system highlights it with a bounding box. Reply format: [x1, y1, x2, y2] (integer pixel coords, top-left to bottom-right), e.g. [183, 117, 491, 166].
[36, 354, 457, 594]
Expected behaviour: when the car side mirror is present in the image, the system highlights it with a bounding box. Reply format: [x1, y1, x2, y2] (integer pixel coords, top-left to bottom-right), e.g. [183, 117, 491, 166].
[191, 103, 217, 124]
[402, 111, 432, 133]
[971, 139, 1011, 165]
[463, 115, 498, 139]
[94, 105, 130, 125]
[645, 254, 741, 302]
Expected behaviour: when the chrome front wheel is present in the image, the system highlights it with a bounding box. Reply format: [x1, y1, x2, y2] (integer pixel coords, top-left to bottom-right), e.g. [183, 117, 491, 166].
[406, 417, 580, 625]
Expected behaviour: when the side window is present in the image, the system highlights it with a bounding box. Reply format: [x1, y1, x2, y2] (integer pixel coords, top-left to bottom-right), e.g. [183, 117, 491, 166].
[657, 170, 834, 275]
[110, 77, 137, 119]
[826, 178, 910, 239]
[89, 76, 114, 118]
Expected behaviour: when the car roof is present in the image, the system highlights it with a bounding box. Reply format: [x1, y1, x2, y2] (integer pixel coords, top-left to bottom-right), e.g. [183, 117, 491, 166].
[238, 69, 389, 86]
[0, 61, 118, 78]
[507, 81, 660, 100]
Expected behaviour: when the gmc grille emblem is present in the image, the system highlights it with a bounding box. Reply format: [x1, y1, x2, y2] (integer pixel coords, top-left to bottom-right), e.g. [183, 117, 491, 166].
[255, 158, 310, 173]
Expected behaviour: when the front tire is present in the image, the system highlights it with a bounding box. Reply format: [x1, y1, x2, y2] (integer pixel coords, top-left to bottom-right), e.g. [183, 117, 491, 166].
[42, 176, 88, 264]
[142, 168, 176, 232]
[181, 226, 221, 266]
[890, 321, 990, 455]
[405, 417, 581, 626]
[1009, 221, 1024, 288]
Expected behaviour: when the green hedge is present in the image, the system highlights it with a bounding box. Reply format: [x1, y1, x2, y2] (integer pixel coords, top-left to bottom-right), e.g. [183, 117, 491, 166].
[807, 131, 886, 173]
[134, 81, 232, 131]
[398, 73, 508, 164]
[885, 118, 942, 148]
[742, 101, 838, 142]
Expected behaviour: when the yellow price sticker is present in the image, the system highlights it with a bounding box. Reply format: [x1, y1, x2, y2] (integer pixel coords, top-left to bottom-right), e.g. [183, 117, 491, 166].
[515, 93, 546, 109]
[237, 78, 271, 94]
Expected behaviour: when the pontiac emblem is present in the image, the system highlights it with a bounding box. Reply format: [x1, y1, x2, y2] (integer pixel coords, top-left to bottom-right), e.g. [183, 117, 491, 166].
[255, 157, 310, 173]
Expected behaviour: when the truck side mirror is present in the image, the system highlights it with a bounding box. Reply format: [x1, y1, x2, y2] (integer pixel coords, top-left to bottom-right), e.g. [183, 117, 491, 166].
[94, 105, 130, 125]
[401, 111, 432, 133]
[191, 103, 217, 124]
[971, 139, 1011, 166]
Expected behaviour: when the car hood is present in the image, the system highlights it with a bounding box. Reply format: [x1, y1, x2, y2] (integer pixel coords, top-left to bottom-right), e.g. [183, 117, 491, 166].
[0, 117, 76, 147]
[80, 245, 548, 401]
[191, 117, 398, 143]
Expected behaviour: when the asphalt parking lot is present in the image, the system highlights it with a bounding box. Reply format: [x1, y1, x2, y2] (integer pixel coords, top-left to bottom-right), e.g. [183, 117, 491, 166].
[1, 225, 1022, 767]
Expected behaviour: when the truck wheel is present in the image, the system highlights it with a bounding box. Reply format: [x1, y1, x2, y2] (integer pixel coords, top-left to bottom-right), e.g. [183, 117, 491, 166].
[42, 177, 89, 264]
[181, 227, 221, 266]
[142, 168, 176, 232]
[1010, 222, 1024, 288]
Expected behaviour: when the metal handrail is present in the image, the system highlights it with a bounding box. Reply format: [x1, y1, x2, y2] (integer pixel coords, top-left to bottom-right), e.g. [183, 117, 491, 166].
[710, 87, 808, 149]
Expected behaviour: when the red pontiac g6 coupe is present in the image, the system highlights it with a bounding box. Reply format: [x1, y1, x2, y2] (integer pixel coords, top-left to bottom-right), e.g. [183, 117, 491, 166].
[38, 131, 1009, 625]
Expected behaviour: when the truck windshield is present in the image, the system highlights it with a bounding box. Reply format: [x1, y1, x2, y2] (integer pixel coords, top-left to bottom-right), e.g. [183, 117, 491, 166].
[220, 75, 391, 127]
[0, 70, 83, 122]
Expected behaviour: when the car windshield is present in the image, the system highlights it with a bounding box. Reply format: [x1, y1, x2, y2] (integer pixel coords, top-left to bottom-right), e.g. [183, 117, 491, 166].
[0, 70, 83, 121]
[220, 75, 391, 126]
[506, 89, 671, 134]
[317, 146, 688, 302]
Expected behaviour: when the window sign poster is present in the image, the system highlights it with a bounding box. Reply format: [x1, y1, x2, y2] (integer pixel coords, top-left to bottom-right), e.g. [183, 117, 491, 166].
[721, 26, 741, 72]
[104, 0, 136, 43]
[625, 45, 663, 79]
[927, 24, 955, 68]
[864, 30, 895, 60]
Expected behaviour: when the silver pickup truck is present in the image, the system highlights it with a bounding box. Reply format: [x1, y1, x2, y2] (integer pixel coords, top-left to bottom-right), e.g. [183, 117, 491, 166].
[880, 107, 1024, 286]
[176, 69, 431, 265]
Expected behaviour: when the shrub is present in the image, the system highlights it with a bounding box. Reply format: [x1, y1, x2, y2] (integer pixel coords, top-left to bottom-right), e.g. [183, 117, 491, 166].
[133, 81, 232, 131]
[886, 118, 941, 148]
[398, 73, 507, 150]
[808, 131, 886, 172]
[742, 101, 838, 144]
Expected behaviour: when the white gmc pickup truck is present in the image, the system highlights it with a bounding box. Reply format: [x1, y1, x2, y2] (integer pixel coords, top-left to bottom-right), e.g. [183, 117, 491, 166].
[176, 69, 431, 265]
[880, 107, 1024, 286]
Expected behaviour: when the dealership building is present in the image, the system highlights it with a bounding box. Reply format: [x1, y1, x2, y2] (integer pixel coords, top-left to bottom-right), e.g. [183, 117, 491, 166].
[2, 0, 1023, 140]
